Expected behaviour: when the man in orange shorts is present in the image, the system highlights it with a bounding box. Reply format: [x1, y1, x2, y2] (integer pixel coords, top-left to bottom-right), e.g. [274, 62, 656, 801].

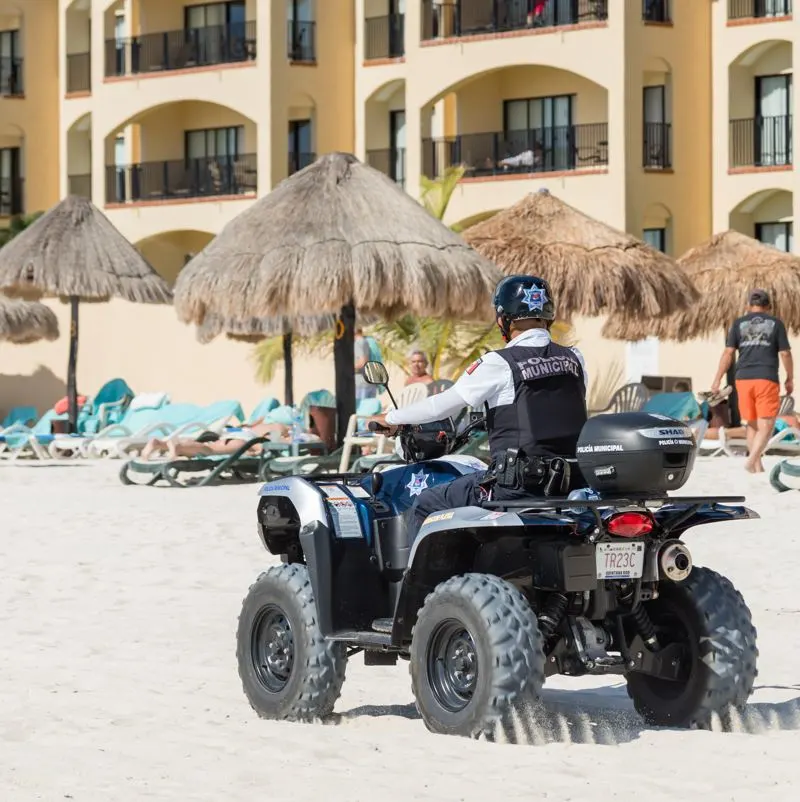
[712, 289, 793, 473]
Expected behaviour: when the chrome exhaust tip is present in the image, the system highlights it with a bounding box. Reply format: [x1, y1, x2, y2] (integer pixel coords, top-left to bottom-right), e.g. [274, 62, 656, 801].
[659, 541, 692, 582]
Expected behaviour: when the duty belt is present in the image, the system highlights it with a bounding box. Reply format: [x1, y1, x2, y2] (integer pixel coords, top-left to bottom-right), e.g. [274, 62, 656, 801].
[489, 447, 572, 497]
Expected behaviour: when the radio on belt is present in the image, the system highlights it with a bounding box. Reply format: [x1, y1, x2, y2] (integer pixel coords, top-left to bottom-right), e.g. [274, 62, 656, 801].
[575, 411, 697, 495]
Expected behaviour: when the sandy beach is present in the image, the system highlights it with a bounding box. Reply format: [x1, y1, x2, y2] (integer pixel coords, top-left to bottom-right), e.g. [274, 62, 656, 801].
[1, 456, 798, 802]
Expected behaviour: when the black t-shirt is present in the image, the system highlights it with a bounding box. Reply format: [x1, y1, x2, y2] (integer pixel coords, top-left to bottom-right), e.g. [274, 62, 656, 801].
[726, 312, 791, 382]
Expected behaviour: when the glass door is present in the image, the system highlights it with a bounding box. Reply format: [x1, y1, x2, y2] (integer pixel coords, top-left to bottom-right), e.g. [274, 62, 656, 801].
[756, 74, 791, 166]
[114, 134, 126, 202]
[756, 221, 793, 252]
[390, 110, 406, 185]
[529, 95, 573, 171]
[643, 85, 666, 167]
[289, 119, 312, 173]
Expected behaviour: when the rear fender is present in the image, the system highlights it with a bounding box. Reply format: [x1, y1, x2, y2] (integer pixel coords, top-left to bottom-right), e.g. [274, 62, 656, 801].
[658, 503, 759, 538]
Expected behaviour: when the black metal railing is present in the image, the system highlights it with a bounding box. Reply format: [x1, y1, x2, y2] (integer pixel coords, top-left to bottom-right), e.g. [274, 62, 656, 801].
[0, 56, 23, 96]
[422, 124, 608, 177]
[728, 0, 792, 19]
[366, 148, 407, 187]
[730, 116, 792, 168]
[421, 0, 607, 40]
[364, 14, 405, 59]
[105, 21, 256, 77]
[643, 0, 671, 22]
[643, 122, 672, 168]
[66, 53, 91, 93]
[68, 174, 92, 198]
[105, 154, 257, 203]
[288, 20, 316, 61]
[288, 152, 316, 175]
[0, 176, 23, 216]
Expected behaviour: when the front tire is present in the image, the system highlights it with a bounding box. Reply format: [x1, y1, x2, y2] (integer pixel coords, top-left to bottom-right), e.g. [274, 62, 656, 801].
[410, 573, 545, 739]
[626, 566, 757, 729]
[236, 564, 347, 721]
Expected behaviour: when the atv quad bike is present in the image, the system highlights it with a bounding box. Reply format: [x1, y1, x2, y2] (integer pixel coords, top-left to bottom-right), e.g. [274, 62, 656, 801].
[236, 362, 759, 739]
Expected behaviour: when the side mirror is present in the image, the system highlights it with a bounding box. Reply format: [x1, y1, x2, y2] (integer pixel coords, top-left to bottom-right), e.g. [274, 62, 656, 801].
[363, 360, 389, 386]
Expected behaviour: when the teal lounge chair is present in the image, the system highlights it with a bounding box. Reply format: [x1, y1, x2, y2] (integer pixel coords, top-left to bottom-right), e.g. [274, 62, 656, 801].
[247, 397, 280, 424]
[77, 378, 135, 434]
[0, 409, 64, 460]
[1, 406, 37, 432]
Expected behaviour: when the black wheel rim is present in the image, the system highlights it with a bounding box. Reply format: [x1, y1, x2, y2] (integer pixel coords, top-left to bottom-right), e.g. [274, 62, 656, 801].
[426, 619, 478, 713]
[638, 604, 695, 698]
[251, 604, 295, 693]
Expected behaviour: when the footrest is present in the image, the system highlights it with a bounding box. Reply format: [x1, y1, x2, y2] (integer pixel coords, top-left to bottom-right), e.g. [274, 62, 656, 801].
[371, 618, 393, 634]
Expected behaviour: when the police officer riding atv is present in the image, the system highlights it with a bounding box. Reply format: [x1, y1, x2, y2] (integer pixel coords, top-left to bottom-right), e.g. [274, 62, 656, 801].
[236, 276, 759, 740]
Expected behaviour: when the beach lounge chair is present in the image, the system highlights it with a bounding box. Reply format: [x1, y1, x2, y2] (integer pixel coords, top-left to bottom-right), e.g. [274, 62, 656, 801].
[0, 406, 37, 432]
[589, 382, 648, 416]
[0, 409, 63, 460]
[246, 397, 280, 424]
[76, 377, 135, 434]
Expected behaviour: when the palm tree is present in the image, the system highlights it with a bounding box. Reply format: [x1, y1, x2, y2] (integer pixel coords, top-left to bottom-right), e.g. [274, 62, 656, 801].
[0, 211, 43, 247]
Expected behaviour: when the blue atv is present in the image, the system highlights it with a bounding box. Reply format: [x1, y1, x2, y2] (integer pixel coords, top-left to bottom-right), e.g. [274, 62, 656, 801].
[236, 362, 759, 739]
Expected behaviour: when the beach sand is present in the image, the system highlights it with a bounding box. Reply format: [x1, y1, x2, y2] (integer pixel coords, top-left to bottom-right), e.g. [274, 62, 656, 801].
[1, 456, 798, 801]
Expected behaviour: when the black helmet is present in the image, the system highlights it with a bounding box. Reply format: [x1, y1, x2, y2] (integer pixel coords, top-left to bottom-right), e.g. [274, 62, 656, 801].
[493, 275, 556, 340]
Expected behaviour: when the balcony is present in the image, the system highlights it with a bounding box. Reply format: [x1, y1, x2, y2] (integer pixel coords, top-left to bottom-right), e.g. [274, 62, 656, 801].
[0, 176, 23, 216]
[643, 0, 671, 23]
[367, 148, 406, 187]
[364, 14, 405, 61]
[728, 0, 792, 20]
[105, 154, 257, 204]
[68, 174, 92, 199]
[288, 20, 316, 62]
[288, 152, 316, 175]
[643, 122, 672, 169]
[105, 22, 257, 78]
[66, 53, 91, 94]
[730, 116, 792, 169]
[0, 56, 23, 96]
[421, 0, 608, 41]
[422, 124, 609, 178]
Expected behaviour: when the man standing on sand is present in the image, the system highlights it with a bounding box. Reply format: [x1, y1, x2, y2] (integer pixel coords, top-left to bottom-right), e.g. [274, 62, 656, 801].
[711, 289, 793, 473]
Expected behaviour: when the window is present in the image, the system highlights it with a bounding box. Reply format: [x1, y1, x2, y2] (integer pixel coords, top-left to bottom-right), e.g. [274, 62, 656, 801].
[0, 147, 21, 216]
[503, 95, 575, 171]
[755, 74, 792, 167]
[643, 227, 666, 252]
[643, 85, 670, 168]
[287, 0, 313, 21]
[185, 1, 245, 28]
[390, 110, 406, 185]
[185, 126, 245, 161]
[0, 29, 21, 95]
[755, 221, 793, 252]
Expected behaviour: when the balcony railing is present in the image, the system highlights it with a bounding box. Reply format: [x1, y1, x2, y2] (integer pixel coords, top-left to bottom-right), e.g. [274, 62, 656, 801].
[105, 154, 257, 203]
[730, 115, 793, 168]
[728, 0, 792, 19]
[364, 14, 405, 60]
[643, 0, 671, 22]
[366, 148, 407, 187]
[0, 56, 23, 96]
[288, 21, 316, 61]
[422, 124, 608, 178]
[66, 53, 91, 93]
[288, 152, 316, 175]
[421, 0, 608, 40]
[643, 122, 672, 168]
[105, 22, 256, 77]
[68, 174, 92, 199]
[0, 177, 23, 216]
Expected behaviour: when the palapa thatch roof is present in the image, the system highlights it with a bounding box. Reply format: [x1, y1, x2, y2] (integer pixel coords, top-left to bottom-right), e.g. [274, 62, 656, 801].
[196, 313, 338, 344]
[0, 296, 60, 344]
[0, 195, 172, 304]
[174, 152, 502, 327]
[462, 189, 699, 319]
[603, 230, 800, 342]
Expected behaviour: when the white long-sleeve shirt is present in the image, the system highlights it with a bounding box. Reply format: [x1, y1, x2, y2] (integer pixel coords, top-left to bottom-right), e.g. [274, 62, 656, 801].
[385, 329, 587, 426]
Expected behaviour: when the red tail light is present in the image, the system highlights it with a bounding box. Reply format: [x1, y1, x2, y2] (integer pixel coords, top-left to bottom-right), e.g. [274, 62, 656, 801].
[607, 511, 654, 538]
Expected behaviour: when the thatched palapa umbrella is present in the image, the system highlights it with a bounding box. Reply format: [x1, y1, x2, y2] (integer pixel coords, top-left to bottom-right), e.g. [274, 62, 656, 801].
[174, 152, 501, 444]
[462, 188, 699, 320]
[0, 296, 60, 344]
[0, 195, 172, 429]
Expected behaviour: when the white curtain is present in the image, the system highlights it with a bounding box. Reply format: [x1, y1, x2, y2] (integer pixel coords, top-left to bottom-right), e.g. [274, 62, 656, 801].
[758, 76, 790, 166]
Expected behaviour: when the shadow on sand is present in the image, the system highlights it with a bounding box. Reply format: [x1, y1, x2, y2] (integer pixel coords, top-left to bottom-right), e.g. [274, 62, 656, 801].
[325, 686, 800, 746]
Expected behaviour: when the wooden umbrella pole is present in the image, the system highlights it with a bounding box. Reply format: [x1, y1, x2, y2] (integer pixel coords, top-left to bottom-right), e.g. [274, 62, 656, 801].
[332, 302, 356, 449]
[67, 296, 80, 431]
[282, 331, 294, 407]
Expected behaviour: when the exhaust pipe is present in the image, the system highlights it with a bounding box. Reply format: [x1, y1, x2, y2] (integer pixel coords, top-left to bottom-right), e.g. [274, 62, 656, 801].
[659, 541, 692, 582]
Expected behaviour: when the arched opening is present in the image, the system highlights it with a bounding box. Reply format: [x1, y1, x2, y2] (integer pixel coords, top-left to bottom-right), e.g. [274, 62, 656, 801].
[65, 0, 92, 93]
[0, 120, 23, 217]
[135, 229, 215, 284]
[288, 90, 317, 175]
[365, 79, 406, 186]
[642, 202, 672, 254]
[642, 56, 672, 170]
[67, 114, 92, 199]
[729, 40, 792, 169]
[0, 3, 23, 98]
[419, 66, 609, 181]
[104, 101, 257, 205]
[730, 188, 793, 252]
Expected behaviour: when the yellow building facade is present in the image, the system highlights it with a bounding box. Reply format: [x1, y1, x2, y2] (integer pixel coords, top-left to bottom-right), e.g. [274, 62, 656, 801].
[0, 0, 795, 412]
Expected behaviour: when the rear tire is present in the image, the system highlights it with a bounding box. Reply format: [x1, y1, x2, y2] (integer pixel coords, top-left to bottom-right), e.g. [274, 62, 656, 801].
[236, 564, 347, 721]
[410, 573, 545, 739]
[626, 566, 757, 729]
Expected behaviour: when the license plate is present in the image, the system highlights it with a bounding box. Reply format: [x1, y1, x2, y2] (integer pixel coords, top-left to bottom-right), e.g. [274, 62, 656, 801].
[596, 541, 645, 580]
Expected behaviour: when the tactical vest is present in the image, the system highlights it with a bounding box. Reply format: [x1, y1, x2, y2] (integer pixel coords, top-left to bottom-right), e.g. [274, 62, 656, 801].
[485, 343, 587, 462]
